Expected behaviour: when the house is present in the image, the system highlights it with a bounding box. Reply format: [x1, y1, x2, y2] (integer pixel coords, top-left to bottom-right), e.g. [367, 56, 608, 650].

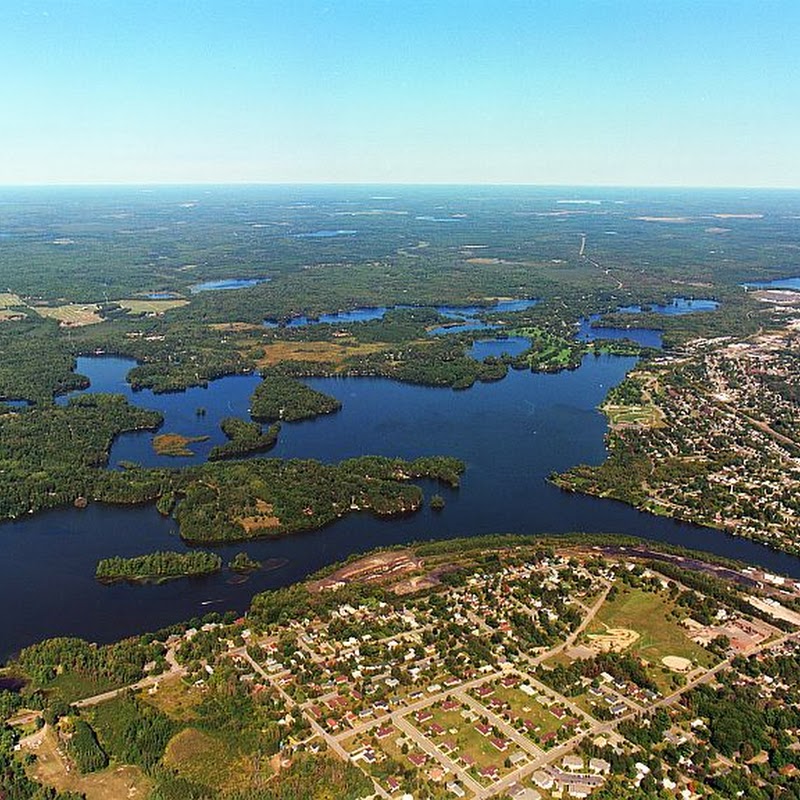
[589, 758, 611, 774]
[490, 737, 509, 752]
[532, 770, 554, 790]
[475, 723, 492, 737]
[446, 781, 466, 798]
[562, 755, 584, 772]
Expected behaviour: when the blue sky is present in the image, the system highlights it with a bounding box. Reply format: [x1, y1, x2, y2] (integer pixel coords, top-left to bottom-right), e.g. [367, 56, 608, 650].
[2, 1, 798, 186]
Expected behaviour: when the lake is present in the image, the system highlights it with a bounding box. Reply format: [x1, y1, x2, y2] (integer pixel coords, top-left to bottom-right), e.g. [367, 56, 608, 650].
[190, 277, 270, 293]
[743, 276, 800, 291]
[267, 298, 540, 330]
[577, 297, 719, 348]
[4, 339, 800, 659]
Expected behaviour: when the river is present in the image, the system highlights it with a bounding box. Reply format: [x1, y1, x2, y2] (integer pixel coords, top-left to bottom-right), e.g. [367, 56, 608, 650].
[3, 314, 799, 659]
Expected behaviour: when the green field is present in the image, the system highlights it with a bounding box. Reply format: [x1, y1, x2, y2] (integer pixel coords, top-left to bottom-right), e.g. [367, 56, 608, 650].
[587, 586, 716, 681]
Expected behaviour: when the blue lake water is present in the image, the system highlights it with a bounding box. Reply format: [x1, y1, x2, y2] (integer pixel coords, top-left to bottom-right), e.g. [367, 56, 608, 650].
[270, 298, 539, 330]
[743, 277, 800, 291]
[293, 229, 357, 238]
[190, 277, 269, 293]
[469, 337, 531, 360]
[577, 297, 718, 348]
[617, 298, 719, 315]
[3, 344, 800, 659]
[577, 315, 664, 348]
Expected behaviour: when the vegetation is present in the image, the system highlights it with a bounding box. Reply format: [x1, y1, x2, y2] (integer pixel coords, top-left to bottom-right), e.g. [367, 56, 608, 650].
[169, 454, 465, 542]
[153, 433, 209, 457]
[96, 551, 223, 583]
[249, 376, 341, 422]
[208, 418, 280, 460]
[0, 393, 161, 519]
[16, 636, 166, 701]
[229, 552, 261, 572]
[65, 717, 108, 773]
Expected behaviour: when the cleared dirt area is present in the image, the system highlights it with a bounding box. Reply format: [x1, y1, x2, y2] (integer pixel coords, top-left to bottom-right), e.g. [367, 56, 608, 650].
[236, 499, 281, 533]
[309, 549, 423, 592]
[586, 627, 640, 653]
[23, 726, 151, 800]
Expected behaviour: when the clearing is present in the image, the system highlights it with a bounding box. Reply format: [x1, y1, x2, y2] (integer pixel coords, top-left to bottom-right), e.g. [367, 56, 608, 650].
[34, 303, 104, 327]
[586, 586, 715, 683]
[118, 298, 189, 315]
[23, 726, 151, 800]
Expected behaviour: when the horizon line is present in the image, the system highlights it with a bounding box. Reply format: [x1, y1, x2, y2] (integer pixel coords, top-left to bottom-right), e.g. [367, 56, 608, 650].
[0, 181, 799, 192]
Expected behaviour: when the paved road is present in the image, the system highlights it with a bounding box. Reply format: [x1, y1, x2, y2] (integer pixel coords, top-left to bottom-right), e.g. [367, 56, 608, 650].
[72, 647, 185, 709]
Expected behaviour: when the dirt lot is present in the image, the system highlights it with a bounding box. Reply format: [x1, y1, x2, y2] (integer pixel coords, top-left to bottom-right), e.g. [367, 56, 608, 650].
[23, 726, 151, 800]
[309, 549, 423, 592]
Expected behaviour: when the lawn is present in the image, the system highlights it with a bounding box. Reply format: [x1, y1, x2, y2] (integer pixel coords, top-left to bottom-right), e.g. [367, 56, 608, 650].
[487, 684, 564, 741]
[422, 704, 523, 784]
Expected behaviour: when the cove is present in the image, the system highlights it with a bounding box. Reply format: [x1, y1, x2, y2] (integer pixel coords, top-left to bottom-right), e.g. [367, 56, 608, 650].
[577, 296, 719, 348]
[3, 347, 800, 659]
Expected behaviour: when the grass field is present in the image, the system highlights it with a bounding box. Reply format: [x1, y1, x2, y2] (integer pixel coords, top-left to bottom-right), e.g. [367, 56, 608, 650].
[0, 292, 23, 308]
[586, 586, 715, 686]
[138, 674, 204, 721]
[604, 403, 663, 428]
[152, 433, 209, 457]
[119, 298, 189, 315]
[163, 727, 255, 792]
[255, 339, 389, 367]
[35, 303, 104, 326]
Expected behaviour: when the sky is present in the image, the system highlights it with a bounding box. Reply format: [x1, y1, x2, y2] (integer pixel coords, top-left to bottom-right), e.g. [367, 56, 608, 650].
[1, 0, 799, 187]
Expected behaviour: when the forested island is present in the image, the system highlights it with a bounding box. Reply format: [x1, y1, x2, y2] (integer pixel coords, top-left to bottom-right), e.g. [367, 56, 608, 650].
[250, 375, 342, 422]
[95, 551, 222, 583]
[208, 418, 280, 460]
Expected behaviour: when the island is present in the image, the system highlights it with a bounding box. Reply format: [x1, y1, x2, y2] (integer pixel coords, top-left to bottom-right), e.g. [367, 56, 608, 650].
[95, 550, 222, 583]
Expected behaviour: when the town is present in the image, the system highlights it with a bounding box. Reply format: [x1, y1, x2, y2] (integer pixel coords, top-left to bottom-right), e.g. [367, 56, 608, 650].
[5, 537, 800, 799]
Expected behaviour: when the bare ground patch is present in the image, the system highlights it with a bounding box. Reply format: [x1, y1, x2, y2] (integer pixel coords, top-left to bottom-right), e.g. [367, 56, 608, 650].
[236, 499, 282, 533]
[23, 726, 151, 800]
